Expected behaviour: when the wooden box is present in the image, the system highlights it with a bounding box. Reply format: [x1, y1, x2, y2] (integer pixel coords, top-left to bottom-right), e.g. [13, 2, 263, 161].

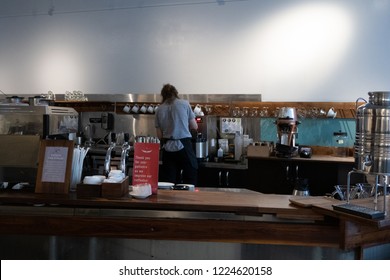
[76, 183, 102, 198]
[247, 145, 271, 157]
[101, 176, 129, 199]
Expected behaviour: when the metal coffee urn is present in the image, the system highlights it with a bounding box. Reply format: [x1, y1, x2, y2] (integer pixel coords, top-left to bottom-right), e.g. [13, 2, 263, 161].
[195, 133, 208, 160]
[355, 92, 390, 174]
[337, 92, 388, 219]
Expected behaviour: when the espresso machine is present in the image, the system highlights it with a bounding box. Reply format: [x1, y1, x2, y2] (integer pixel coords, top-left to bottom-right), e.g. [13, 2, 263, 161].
[0, 100, 78, 189]
[275, 107, 300, 158]
[219, 117, 243, 160]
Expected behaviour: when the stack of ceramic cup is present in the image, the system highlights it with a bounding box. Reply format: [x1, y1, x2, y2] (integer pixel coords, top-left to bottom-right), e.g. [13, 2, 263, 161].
[104, 170, 125, 183]
[83, 175, 106, 185]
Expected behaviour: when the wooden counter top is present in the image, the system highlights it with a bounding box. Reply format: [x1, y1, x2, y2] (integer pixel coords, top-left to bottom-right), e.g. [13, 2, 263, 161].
[0, 189, 389, 255]
[248, 154, 354, 163]
[0, 189, 320, 221]
[289, 195, 390, 251]
[0, 189, 340, 249]
[290, 195, 390, 228]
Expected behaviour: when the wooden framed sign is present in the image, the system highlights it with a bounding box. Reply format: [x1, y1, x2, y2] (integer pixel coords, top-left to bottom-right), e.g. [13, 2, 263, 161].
[35, 139, 74, 194]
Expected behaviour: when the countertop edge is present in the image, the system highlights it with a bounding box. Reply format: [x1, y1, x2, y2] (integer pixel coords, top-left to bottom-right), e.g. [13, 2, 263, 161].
[247, 155, 354, 163]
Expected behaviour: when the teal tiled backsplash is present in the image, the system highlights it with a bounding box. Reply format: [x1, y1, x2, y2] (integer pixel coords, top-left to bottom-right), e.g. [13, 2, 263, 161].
[260, 118, 356, 147]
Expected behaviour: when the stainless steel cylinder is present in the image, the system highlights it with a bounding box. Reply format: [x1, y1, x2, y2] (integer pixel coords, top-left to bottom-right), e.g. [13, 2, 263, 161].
[196, 140, 208, 158]
[355, 91, 390, 174]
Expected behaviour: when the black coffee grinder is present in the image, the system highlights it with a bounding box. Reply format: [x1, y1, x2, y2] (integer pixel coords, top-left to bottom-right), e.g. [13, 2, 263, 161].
[275, 107, 300, 158]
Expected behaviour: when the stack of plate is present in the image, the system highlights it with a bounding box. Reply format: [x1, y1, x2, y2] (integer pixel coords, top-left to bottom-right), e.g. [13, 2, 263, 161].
[158, 182, 174, 189]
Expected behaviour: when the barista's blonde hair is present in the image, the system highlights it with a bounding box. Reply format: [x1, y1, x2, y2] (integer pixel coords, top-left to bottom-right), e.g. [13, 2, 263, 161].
[161, 83, 179, 104]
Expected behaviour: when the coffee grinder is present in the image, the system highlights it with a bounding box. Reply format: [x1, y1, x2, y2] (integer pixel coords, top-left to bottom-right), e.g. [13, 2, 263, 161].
[275, 107, 300, 157]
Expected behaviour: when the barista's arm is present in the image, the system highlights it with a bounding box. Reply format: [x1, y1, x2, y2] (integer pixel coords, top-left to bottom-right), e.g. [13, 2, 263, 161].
[189, 118, 198, 130]
[156, 127, 163, 140]
[188, 118, 198, 138]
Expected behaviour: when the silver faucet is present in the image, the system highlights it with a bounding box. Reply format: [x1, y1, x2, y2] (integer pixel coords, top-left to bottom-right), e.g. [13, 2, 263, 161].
[120, 133, 132, 175]
[104, 132, 116, 177]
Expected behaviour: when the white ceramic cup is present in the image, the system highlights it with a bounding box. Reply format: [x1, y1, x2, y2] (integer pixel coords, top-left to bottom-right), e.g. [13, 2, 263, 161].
[123, 104, 131, 113]
[108, 170, 125, 179]
[92, 175, 106, 184]
[131, 183, 152, 196]
[147, 105, 155, 113]
[131, 104, 139, 113]
[154, 105, 159, 113]
[140, 104, 147, 113]
[327, 107, 337, 118]
[193, 104, 202, 115]
[68, 132, 76, 140]
[83, 176, 102, 185]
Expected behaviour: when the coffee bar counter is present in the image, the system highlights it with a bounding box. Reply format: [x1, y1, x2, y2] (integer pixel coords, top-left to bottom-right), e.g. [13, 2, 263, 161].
[0, 188, 389, 259]
[200, 161, 249, 170]
[244, 153, 359, 196]
[247, 154, 354, 163]
[201, 154, 354, 169]
[200, 154, 355, 172]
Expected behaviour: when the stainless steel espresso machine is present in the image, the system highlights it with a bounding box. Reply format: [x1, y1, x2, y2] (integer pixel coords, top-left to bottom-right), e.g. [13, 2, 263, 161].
[275, 107, 300, 158]
[219, 117, 243, 161]
[0, 99, 78, 189]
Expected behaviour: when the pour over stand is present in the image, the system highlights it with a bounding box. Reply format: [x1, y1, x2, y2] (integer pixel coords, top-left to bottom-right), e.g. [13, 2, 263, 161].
[332, 170, 387, 219]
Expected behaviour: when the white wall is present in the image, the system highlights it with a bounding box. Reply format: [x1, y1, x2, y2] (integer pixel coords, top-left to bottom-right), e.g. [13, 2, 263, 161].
[0, 0, 389, 101]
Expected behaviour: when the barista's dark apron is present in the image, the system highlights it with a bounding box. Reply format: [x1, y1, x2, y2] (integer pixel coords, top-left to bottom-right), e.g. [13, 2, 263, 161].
[162, 137, 198, 170]
[160, 137, 198, 184]
[178, 138, 198, 169]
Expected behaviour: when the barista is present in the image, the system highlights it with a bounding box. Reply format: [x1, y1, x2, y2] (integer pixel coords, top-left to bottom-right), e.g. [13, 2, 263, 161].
[155, 84, 198, 185]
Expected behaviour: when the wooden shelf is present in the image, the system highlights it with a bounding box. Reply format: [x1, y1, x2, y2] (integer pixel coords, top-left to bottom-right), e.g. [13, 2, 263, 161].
[54, 100, 360, 119]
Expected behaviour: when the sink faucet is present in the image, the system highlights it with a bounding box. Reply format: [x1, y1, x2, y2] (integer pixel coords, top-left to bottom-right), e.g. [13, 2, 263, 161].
[120, 133, 132, 175]
[104, 132, 116, 177]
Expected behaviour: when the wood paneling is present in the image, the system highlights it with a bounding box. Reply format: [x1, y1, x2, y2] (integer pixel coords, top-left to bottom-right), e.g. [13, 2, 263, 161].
[0, 214, 339, 247]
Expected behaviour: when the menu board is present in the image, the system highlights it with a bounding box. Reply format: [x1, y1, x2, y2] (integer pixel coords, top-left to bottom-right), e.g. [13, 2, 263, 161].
[132, 142, 160, 194]
[41, 146, 68, 183]
[35, 140, 74, 194]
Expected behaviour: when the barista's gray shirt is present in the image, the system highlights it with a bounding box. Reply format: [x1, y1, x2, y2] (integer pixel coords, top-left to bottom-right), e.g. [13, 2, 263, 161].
[155, 98, 195, 140]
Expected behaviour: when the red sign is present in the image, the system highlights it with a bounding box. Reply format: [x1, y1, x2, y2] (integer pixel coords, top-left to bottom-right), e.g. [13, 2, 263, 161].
[132, 143, 160, 194]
